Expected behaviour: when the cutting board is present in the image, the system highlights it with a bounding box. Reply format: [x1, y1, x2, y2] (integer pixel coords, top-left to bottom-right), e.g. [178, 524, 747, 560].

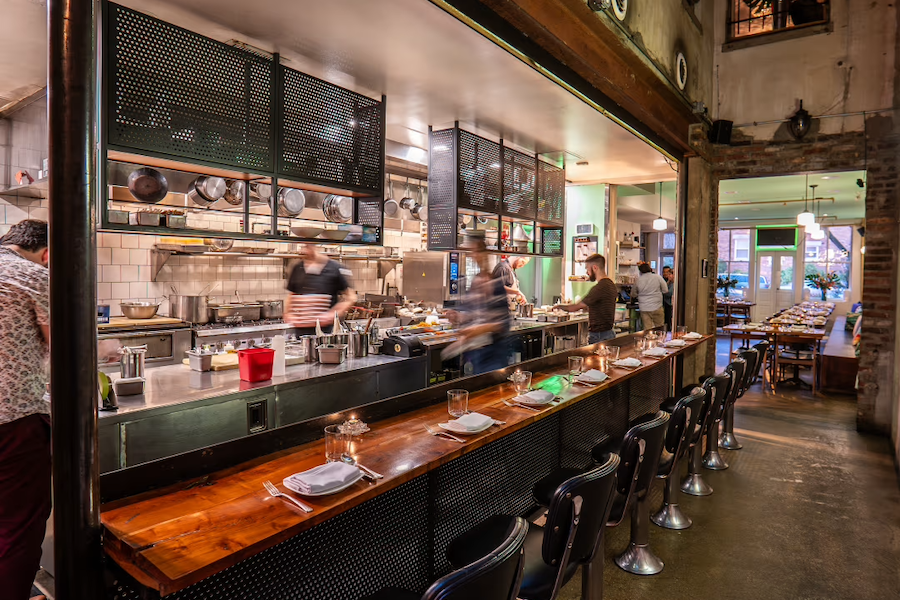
[182, 353, 306, 371]
[98, 316, 185, 329]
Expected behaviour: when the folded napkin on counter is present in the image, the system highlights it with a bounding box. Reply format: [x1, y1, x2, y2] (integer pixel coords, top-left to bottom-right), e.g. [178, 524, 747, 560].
[516, 389, 555, 404]
[284, 462, 360, 495]
[682, 332, 702, 340]
[613, 357, 642, 368]
[451, 412, 494, 431]
[577, 369, 608, 384]
[664, 339, 686, 347]
[642, 347, 668, 357]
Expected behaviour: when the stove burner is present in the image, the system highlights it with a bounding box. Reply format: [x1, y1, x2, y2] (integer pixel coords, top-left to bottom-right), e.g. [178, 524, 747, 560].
[194, 319, 286, 331]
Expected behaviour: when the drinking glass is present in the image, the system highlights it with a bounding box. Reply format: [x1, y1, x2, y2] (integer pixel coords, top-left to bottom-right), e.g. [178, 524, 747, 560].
[606, 345, 621, 361]
[676, 326, 687, 339]
[568, 356, 584, 382]
[508, 371, 532, 394]
[324, 425, 349, 462]
[634, 337, 647, 355]
[447, 389, 469, 417]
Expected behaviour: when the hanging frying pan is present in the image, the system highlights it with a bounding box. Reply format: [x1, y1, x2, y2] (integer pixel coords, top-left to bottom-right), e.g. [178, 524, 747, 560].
[127, 168, 169, 203]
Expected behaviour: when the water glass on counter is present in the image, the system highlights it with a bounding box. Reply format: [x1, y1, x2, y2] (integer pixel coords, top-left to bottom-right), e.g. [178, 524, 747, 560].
[634, 337, 647, 355]
[324, 425, 349, 462]
[568, 356, 584, 383]
[508, 370, 532, 394]
[676, 326, 687, 339]
[447, 389, 469, 417]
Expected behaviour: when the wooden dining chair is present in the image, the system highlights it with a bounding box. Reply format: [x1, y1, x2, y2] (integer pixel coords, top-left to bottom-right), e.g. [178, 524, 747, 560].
[715, 302, 729, 331]
[772, 334, 819, 395]
[728, 304, 751, 326]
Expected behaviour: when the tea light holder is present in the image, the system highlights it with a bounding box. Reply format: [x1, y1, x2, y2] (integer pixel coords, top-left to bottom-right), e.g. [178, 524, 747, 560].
[340, 414, 370, 436]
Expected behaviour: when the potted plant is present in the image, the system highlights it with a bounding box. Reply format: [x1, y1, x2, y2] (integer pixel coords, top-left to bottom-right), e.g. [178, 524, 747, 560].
[717, 275, 739, 298]
[805, 272, 841, 301]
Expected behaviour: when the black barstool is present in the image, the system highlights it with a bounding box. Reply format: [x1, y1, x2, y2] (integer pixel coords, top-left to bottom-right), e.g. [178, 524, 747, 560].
[651, 387, 707, 529]
[361, 516, 528, 600]
[702, 359, 745, 471]
[680, 373, 731, 497]
[749, 340, 770, 386]
[720, 349, 757, 451]
[447, 456, 620, 600]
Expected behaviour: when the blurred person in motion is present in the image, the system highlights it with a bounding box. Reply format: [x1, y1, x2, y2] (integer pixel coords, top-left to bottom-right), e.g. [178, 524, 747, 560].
[492, 255, 530, 309]
[633, 262, 668, 330]
[662, 265, 675, 330]
[285, 243, 356, 337]
[553, 253, 617, 343]
[444, 234, 511, 375]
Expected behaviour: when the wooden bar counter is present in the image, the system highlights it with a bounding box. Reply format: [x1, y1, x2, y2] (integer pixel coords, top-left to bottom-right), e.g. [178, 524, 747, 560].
[101, 335, 712, 598]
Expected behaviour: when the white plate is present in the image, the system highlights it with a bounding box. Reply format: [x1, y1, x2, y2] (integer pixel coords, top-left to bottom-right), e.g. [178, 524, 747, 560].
[612, 359, 643, 369]
[513, 393, 557, 406]
[576, 374, 608, 386]
[439, 420, 493, 435]
[283, 470, 364, 497]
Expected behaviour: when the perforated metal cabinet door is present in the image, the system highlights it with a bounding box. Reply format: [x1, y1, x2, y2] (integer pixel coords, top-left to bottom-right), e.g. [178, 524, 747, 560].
[428, 128, 458, 250]
[541, 227, 564, 255]
[502, 146, 537, 219]
[537, 159, 566, 225]
[106, 4, 274, 172]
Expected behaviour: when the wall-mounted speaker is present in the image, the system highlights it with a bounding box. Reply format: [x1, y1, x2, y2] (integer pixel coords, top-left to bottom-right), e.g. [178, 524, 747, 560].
[708, 120, 733, 145]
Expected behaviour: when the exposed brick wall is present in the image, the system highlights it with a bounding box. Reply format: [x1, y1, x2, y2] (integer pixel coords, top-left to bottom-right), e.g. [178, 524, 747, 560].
[688, 120, 900, 434]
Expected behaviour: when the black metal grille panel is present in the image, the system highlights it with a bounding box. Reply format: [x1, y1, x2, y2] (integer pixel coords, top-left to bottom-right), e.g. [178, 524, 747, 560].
[356, 198, 383, 227]
[458, 130, 501, 213]
[169, 476, 431, 600]
[537, 159, 566, 224]
[280, 67, 384, 193]
[428, 129, 457, 250]
[502, 147, 537, 219]
[431, 416, 559, 576]
[107, 4, 274, 171]
[541, 227, 564, 255]
[628, 361, 670, 419]
[558, 385, 629, 469]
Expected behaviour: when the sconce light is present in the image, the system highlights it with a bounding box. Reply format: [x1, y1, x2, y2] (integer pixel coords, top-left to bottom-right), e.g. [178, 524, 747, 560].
[789, 100, 812, 139]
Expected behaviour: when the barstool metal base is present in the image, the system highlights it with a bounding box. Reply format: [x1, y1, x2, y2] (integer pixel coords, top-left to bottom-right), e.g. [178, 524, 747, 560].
[702, 450, 729, 470]
[615, 544, 664, 575]
[681, 473, 713, 496]
[651, 503, 693, 530]
[719, 432, 743, 450]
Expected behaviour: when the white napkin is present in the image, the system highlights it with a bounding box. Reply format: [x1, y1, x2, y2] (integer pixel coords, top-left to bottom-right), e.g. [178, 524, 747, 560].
[577, 369, 608, 384]
[613, 357, 643, 368]
[683, 332, 702, 340]
[643, 347, 668, 357]
[516, 389, 555, 404]
[284, 462, 360, 495]
[451, 412, 494, 431]
[664, 339, 686, 347]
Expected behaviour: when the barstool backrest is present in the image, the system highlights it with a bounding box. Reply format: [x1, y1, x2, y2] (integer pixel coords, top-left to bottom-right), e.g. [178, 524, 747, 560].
[718, 359, 745, 420]
[541, 454, 620, 577]
[424, 516, 528, 600]
[736, 349, 758, 398]
[660, 387, 707, 477]
[750, 341, 770, 385]
[629, 411, 671, 495]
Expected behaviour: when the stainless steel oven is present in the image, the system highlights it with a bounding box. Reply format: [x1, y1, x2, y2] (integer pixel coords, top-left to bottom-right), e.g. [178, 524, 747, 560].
[98, 325, 192, 371]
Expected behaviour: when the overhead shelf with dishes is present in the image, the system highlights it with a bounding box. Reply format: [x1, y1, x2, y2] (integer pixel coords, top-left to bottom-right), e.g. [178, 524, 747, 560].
[426, 123, 565, 257]
[99, 2, 385, 245]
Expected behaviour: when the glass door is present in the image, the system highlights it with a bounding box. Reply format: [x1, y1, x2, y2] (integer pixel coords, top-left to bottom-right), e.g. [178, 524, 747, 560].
[754, 251, 796, 320]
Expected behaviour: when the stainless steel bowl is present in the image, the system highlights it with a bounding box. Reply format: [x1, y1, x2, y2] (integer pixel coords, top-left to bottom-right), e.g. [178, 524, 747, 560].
[119, 302, 160, 319]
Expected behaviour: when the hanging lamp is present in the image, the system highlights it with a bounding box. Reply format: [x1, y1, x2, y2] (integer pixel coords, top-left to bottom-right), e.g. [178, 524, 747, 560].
[806, 184, 822, 235]
[797, 175, 815, 226]
[652, 182, 667, 231]
[811, 193, 825, 239]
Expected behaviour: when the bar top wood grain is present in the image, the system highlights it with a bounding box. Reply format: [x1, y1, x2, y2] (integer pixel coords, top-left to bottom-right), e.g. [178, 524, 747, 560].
[101, 336, 712, 595]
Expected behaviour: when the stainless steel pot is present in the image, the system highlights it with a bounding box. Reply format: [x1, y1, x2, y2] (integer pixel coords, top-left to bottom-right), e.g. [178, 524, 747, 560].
[348, 332, 370, 358]
[188, 176, 227, 207]
[323, 195, 353, 223]
[257, 299, 284, 320]
[274, 187, 306, 217]
[119, 345, 147, 379]
[223, 180, 245, 205]
[249, 182, 272, 204]
[299, 335, 318, 363]
[168, 294, 210, 324]
[120, 302, 160, 319]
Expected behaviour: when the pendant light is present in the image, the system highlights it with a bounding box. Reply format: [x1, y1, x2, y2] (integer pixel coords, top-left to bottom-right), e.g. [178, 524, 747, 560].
[797, 175, 815, 226]
[652, 182, 667, 231]
[810, 192, 825, 239]
[806, 184, 822, 235]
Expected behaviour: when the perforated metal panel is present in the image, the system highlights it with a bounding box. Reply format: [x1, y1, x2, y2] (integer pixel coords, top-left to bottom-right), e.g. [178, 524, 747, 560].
[356, 198, 383, 227]
[558, 386, 629, 469]
[428, 129, 457, 250]
[502, 146, 536, 219]
[541, 227, 564, 256]
[458, 130, 501, 213]
[280, 67, 384, 193]
[107, 4, 274, 171]
[628, 361, 670, 419]
[537, 159, 566, 225]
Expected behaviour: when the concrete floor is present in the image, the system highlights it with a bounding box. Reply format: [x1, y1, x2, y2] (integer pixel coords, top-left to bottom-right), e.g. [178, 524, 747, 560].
[558, 337, 900, 600]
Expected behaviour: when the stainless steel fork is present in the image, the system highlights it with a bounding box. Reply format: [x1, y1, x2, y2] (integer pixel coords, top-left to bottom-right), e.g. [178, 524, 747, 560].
[424, 424, 464, 443]
[264, 480, 313, 513]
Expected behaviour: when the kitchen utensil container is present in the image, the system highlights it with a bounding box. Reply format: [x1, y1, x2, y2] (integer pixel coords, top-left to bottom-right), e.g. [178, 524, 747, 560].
[317, 344, 348, 364]
[187, 350, 213, 372]
[238, 348, 275, 382]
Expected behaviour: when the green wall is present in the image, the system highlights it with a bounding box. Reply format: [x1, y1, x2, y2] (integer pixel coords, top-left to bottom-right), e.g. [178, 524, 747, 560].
[565, 184, 608, 302]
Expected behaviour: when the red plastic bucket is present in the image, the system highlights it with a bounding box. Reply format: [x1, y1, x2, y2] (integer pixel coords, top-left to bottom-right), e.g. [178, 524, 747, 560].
[238, 348, 275, 382]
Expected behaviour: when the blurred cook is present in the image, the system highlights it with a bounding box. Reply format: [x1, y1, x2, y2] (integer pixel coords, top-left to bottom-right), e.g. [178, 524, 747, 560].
[285, 243, 356, 336]
[492, 255, 530, 308]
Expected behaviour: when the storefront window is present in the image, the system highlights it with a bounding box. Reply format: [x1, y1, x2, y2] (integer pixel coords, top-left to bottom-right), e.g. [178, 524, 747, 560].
[718, 229, 752, 297]
[728, 0, 830, 41]
[803, 225, 851, 300]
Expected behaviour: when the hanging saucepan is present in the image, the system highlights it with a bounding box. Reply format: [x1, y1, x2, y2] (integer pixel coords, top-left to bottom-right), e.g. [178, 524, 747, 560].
[399, 178, 416, 210]
[409, 182, 427, 221]
[323, 194, 354, 223]
[127, 168, 169, 203]
[188, 176, 226, 208]
[223, 180, 245, 206]
[249, 182, 272, 204]
[272, 187, 306, 217]
[384, 176, 400, 218]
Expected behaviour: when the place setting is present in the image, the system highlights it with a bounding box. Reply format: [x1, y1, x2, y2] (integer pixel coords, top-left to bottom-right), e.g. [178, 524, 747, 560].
[503, 370, 560, 411]
[424, 389, 506, 442]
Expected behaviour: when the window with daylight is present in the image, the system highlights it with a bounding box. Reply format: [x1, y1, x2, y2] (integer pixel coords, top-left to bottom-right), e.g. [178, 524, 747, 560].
[803, 225, 851, 300]
[717, 229, 752, 298]
[728, 0, 829, 41]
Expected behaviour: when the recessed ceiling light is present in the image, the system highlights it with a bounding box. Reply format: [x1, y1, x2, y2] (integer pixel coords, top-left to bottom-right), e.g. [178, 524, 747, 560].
[576, 160, 589, 166]
[824, 213, 828, 216]
[751, 208, 761, 212]
[821, 175, 840, 180]
[828, 189, 840, 193]
[723, 190, 738, 194]
[734, 217, 739, 220]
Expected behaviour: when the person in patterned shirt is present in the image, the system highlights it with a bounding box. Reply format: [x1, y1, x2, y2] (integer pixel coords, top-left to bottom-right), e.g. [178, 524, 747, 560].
[0, 220, 50, 600]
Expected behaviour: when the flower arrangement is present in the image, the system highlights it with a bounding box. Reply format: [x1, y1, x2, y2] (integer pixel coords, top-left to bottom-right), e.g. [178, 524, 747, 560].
[717, 275, 739, 298]
[805, 272, 841, 301]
